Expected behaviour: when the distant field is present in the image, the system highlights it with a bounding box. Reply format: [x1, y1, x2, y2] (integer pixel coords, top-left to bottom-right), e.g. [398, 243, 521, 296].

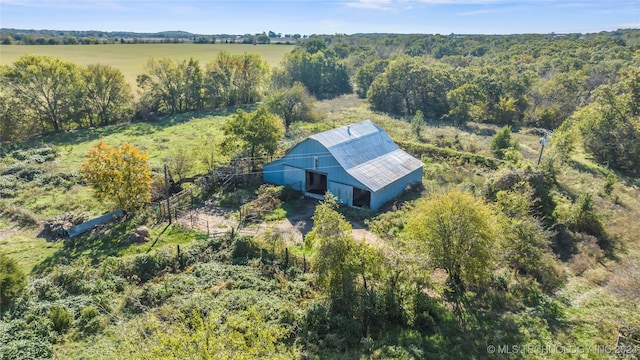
[0, 43, 294, 87]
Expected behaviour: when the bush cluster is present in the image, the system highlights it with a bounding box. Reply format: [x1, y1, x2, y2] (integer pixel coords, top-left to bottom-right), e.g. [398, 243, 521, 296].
[0, 145, 80, 198]
[397, 140, 503, 169]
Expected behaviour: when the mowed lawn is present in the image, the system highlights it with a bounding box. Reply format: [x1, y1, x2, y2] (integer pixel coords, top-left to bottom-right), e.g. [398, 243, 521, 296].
[0, 43, 294, 87]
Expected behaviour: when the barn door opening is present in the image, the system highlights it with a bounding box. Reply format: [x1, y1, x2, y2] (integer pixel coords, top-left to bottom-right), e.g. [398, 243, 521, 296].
[352, 187, 371, 208]
[305, 171, 327, 195]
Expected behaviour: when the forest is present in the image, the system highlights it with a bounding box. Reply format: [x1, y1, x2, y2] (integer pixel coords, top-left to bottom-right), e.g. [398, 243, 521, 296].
[0, 28, 300, 45]
[0, 29, 639, 359]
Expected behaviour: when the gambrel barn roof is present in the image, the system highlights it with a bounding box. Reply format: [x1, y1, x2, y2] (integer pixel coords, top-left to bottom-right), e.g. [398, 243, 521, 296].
[308, 120, 423, 192]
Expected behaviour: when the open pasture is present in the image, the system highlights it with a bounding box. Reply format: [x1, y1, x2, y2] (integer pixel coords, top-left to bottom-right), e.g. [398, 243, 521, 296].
[0, 43, 294, 87]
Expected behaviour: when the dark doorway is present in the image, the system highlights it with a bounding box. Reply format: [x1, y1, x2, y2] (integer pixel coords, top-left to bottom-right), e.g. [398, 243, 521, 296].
[352, 187, 371, 208]
[305, 171, 327, 195]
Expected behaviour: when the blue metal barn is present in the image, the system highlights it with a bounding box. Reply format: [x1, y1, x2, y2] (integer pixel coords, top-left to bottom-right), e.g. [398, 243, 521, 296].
[263, 120, 424, 210]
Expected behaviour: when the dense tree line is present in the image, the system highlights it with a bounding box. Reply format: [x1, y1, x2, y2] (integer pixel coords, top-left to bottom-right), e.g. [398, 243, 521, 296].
[136, 53, 270, 116]
[0, 52, 271, 141]
[312, 30, 639, 174]
[574, 68, 640, 175]
[3, 30, 639, 175]
[1, 55, 133, 140]
[272, 38, 352, 99]
[0, 29, 303, 46]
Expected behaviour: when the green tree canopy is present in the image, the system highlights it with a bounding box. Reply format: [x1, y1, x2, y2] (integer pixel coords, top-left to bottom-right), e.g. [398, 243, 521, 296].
[404, 189, 497, 291]
[1, 54, 83, 133]
[354, 59, 389, 98]
[411, 110, 425, 139]
[221, 108, 284, 169]
[276, 46, 352, 99]
[264, 82, 321, 127]
[367, 56, 453, 118]
[204, 52, 269, 107]
[305, 193, 360, 313]
[576, 70, 640, 176]
[83, 64, 133, 126]
[137, 57, 204, 115]
[494, 183, 565, 292]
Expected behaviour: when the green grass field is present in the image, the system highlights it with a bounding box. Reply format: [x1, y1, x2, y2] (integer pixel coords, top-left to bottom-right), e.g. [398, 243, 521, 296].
[0, 43, 294, 87]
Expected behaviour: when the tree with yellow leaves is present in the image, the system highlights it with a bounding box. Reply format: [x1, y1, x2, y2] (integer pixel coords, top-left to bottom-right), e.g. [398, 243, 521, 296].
[79, 141, 153, 211]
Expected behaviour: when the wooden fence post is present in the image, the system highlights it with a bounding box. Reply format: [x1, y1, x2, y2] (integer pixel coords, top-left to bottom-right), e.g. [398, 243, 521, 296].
[165, 164, 171, 225]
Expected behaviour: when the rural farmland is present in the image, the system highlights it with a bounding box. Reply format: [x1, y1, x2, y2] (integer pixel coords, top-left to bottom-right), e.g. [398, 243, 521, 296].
[0, 43, 294, 87]
[1, 27, 640, 359]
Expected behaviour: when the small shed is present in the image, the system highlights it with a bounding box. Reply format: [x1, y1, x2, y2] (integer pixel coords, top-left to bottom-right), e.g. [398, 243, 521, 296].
[263, 120, 423, 210]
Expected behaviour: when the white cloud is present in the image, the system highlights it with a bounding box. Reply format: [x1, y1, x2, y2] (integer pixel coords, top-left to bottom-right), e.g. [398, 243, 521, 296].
[344, 0, 396, 10]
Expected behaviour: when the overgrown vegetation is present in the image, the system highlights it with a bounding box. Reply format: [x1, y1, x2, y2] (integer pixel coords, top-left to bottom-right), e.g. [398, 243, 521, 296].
[0, 253, 26, 313]
[1, 30, 640, 359]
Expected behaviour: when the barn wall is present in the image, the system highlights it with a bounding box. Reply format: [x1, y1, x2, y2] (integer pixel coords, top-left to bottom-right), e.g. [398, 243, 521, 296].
[283, 165, 305, 191]
[370, 166, 423, 210]
[328, 181, 353, 207]
[263, 139, 368, 188]
[263, 161, 283, 184]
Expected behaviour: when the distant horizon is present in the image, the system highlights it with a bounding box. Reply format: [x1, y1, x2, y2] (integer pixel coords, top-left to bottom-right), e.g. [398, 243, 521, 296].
[1, 1, 638, 37]
[3, 26, 639, 38]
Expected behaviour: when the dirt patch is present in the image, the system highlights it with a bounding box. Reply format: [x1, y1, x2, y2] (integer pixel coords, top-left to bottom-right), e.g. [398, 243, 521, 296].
[176, 198, 236, 235]
[176, 197, 383, 249]
[0, 227, 19, 240]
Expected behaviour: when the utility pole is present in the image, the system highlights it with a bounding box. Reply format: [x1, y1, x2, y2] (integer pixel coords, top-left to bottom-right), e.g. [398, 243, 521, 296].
[537, 136, 548, 166]
[164, 164, 171, 224]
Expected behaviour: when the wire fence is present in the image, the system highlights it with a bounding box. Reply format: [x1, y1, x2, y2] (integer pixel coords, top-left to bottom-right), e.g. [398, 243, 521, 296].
[150, 188, 194, 224]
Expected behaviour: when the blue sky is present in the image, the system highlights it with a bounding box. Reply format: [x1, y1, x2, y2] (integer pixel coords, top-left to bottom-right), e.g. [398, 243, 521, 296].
[1, 0, 638, 35]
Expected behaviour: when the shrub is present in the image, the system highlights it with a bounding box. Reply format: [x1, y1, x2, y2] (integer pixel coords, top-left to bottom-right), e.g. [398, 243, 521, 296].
[264, 82, 322, 127]
[232, 236, 261, 263]
[366, 207, 408, 241]
[49, 305, 73, 333]
[608, 255, 640, 301]
[583, 268, 609, 286]
[0, 205, 39, 227]
[398, 140, 503, 169]
[131, 251, 170, 283]
[0, 253, 27, 313]
[566, 193, 607, 240]
[483, 166, 556, 221]
[0, 338, 53, 360]
[218, 188, 253, 207]
[412, 292, 442, 335]
[490, 126, 519, 159]
[603, 173, 617, 196]
[49, 262, 94, 295]
[29, 277, 63, 301]
[76, 306, 105, 336]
